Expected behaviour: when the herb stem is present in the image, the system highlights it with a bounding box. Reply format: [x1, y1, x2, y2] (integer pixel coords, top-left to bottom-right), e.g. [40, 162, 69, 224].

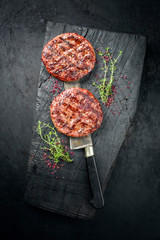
[92, 48, 122, 104]
[37, 121, 73, 163]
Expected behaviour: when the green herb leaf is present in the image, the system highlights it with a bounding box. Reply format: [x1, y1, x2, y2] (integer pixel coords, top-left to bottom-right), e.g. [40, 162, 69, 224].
[37, 121, 73, 163]
[93, 48, 122, 104]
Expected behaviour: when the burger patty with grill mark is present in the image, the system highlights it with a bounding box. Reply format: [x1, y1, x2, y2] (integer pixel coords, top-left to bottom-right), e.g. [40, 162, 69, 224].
[50, 88, 103, 137]
[41, 33, 96, 82]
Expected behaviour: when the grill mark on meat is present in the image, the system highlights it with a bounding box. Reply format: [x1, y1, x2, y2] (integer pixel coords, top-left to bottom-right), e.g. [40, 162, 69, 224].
[61, 102, 78, 113]
[59, 45, 67, 52]
[67, 35, 83, 44]
[50, 88, 103, 137]
[59, 37, 75, 48]
[55, 118, 65, 127]
[42, 33, 96, 82]
[78, 92, 101, 117]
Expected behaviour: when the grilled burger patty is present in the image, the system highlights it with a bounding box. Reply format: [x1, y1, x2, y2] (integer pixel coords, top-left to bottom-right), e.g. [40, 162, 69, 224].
[41, 33, 96, 82]
[50, 88, 103, 137]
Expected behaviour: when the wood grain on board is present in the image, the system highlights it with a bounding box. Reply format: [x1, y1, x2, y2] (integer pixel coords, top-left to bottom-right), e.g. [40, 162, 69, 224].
[24, 22, 146, 219]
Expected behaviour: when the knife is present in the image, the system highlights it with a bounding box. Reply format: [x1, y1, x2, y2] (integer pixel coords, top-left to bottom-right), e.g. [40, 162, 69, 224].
[64, 81, 104, 209]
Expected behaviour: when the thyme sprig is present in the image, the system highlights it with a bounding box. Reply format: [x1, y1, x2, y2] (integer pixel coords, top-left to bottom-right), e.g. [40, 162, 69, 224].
[37, 121, 73, 163]
[92, 48, 122, 103]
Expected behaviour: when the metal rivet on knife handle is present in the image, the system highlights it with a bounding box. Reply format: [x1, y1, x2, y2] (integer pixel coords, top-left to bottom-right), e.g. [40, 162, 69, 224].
[85, 145, 94, 158]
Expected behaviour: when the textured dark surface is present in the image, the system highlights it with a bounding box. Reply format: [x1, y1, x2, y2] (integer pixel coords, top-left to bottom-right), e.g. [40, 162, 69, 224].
[24, 22, 146, 219]
[0, 0, 160, 239]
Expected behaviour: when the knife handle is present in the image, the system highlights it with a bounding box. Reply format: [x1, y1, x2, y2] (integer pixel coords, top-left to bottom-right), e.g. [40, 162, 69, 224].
[86, 155, 104, 209]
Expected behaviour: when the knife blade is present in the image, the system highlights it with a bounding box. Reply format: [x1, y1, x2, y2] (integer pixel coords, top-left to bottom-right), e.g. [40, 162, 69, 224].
[70, 135, 92, 149]
[64, 81, 104, 209]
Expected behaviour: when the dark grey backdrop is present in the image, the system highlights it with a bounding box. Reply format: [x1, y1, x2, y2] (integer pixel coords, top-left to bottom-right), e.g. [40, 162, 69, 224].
[0, 0, 160, 239]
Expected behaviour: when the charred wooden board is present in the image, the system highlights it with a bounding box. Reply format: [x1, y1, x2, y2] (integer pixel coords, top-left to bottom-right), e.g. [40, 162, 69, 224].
[24, 22, 146, 219]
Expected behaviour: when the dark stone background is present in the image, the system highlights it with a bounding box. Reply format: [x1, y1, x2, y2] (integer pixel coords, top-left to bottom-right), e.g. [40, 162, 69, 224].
[0, 0, 160, 239]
